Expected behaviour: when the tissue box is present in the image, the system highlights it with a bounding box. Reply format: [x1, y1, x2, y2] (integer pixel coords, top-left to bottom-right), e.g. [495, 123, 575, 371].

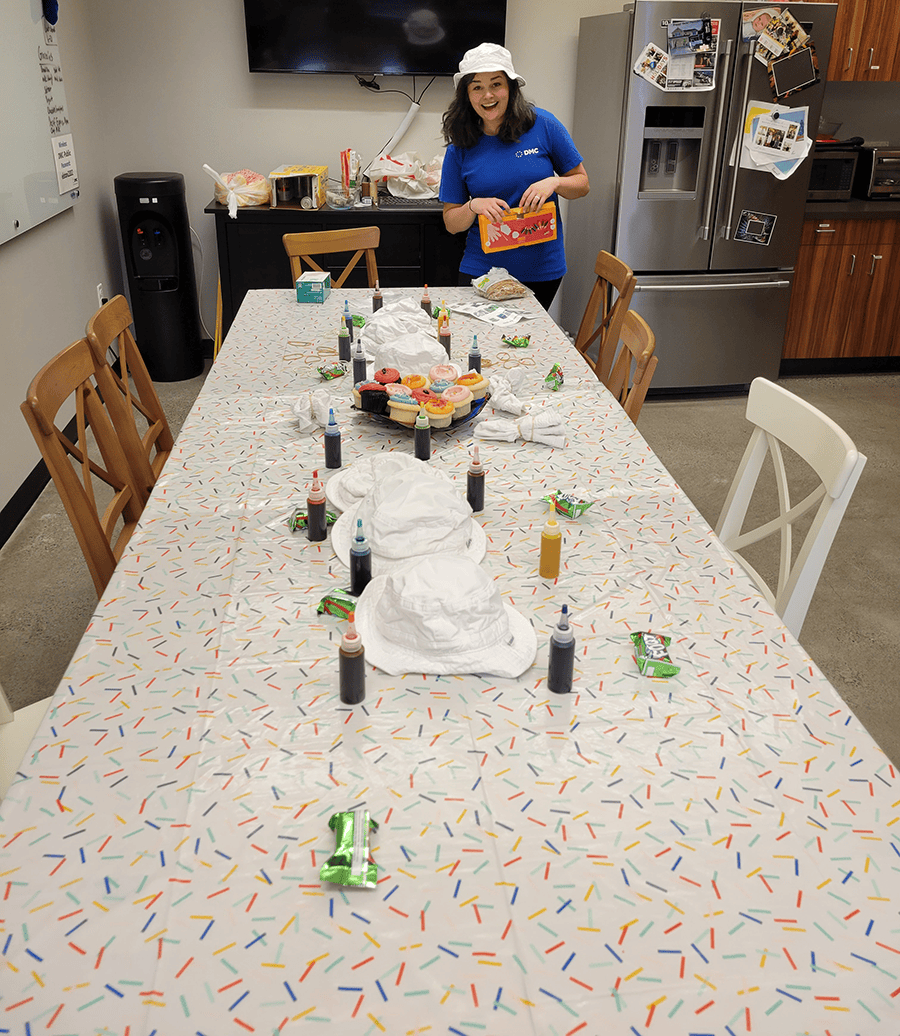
[269, 164, 328, 209]
[296, 271, 331, 303]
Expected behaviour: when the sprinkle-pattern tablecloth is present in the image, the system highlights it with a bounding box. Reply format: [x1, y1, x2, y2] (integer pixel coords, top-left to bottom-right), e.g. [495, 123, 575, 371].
[1, 289, 896, 1036]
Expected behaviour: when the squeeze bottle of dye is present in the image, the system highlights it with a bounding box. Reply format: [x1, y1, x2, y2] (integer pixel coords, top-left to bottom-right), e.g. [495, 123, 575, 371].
[468, 334, 482, 374]
[324, 408, 342, 469]
[539, 516, 561, 579]
[414, 411, 431, 461]
[338, 325, 351, 362]
[306, 469, 327, 542]
[339, 612, 366, 705]
[547, 604, 575, 694]
[439, 322, 451, 358]
[372, 280, 383, 313]
[467, 444, 485, 513]
[421, 284, 432, 315]
[349, 518, 372, 596]
[343, 299, 354, 342]
[352, 340, 367, 385]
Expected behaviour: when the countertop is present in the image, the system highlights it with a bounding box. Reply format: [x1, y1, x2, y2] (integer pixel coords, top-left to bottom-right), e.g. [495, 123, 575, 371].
[805, 197, 900, 218]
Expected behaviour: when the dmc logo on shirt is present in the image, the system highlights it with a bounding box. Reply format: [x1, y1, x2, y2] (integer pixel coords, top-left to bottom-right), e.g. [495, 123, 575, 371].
[516, 148, 540, 158]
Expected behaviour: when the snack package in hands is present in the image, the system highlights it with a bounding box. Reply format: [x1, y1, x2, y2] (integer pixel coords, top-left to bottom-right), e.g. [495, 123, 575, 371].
[471, 267, 529, 301]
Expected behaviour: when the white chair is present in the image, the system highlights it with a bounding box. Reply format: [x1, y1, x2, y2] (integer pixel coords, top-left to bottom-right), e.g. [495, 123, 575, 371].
[715, 378, 867, 640]
[0, 680, 51, 801]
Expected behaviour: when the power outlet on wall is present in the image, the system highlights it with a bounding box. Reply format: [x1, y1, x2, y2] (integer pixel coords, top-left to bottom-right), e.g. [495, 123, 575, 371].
[96, 283, 107, 308]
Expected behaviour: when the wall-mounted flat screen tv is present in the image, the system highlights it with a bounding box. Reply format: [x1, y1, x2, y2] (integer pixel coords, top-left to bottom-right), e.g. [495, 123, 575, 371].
[243, 1, 507, 76]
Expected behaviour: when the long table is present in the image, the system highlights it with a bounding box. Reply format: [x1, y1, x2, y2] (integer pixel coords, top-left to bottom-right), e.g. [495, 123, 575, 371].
[1, 288, 897, 1035]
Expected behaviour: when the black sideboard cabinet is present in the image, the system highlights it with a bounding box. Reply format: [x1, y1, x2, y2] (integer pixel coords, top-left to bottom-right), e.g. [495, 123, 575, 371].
[205, 199, 465, 335]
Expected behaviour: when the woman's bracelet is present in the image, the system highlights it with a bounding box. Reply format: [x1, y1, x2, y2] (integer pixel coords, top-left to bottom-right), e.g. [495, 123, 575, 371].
[468, 198, 476, 215]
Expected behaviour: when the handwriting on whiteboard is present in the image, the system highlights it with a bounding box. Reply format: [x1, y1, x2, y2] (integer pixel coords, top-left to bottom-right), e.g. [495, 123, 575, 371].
[38, 44, 70, 136]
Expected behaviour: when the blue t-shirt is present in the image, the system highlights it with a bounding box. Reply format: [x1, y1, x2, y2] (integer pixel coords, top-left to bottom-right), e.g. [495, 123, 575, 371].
[439, 108, 583, 282]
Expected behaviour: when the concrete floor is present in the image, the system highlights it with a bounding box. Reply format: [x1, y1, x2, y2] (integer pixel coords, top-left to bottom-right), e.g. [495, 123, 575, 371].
[1, 369, 897, 762]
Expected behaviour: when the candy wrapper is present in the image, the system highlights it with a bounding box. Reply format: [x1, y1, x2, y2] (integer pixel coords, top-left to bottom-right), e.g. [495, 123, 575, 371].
[352, 314, 366, 328]
[545, 363, 564, 391]
[317, 589, 357, 618]
[501, 334, 531, 349]
[288, 508, 338, 532]
[542, 490, 593, 519]
[631, 631, 681, 678]
[319, 810, 378, 889]
[317, 363, 346, 380]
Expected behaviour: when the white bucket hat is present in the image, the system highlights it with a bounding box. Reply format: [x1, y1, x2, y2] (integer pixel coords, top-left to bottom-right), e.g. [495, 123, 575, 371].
[326, 452, 422, 513]
[453, 43, 526, 89]
[355, 555, 537, 677]
[331, 466, 486, 573]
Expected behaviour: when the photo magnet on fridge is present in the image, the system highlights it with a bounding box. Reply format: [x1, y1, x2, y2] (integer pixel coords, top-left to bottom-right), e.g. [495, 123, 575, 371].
[734, 210, 777, 246]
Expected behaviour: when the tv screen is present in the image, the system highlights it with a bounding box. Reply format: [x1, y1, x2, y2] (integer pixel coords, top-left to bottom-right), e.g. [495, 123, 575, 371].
[243, 1, 507, 76]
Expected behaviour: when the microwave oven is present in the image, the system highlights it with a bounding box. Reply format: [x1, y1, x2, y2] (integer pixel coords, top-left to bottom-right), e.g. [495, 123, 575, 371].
[807, 148, 858, 201]
[854, 147, 900, 199]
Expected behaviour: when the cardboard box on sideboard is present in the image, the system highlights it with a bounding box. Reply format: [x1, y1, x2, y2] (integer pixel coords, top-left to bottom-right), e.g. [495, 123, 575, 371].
[269, 165, 328, 209]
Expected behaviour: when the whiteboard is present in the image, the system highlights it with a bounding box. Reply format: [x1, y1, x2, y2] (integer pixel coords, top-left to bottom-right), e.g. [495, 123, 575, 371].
[0, 0, 79, 247]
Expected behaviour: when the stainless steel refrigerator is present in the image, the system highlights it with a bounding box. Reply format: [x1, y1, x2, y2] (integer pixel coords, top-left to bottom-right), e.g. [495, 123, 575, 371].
[560, 1, 837, 390]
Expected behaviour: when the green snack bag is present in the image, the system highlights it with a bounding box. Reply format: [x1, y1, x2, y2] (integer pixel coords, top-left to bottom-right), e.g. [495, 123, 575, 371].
[289, 509, 337, 532]
[545, 363, 564, 391]
[316, 363, 346, 380]
[352, 314, 366, 328]
[630, 631, 681, 678]
[319, 810, 378, 888]
[316, 589, 357, 618]
[501, 334, 531, 349]
[541, 490, 593, 519]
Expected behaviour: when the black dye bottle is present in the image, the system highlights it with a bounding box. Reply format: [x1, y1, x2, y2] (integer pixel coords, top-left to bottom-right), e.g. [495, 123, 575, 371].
[324, 408, 342, 469]
[547, 604, 575, 694]
[467, 444, 484, 513]
[306, 469, 327, 542]
[414, 412, 431, 461]
[339, 613, 366, 705]
[349, 518, 372, 596]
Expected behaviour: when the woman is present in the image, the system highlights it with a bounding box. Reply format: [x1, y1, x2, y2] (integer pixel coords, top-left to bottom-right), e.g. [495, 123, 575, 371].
[440, 43, 589, 310]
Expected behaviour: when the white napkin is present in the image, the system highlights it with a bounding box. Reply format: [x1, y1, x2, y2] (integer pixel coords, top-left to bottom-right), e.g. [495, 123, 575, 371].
[474, 408, 567, 448]
[292, 389, 332, 434]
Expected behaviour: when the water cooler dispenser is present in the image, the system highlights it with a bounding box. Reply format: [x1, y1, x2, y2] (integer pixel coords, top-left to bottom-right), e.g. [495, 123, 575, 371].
[114, 172, 202, 381]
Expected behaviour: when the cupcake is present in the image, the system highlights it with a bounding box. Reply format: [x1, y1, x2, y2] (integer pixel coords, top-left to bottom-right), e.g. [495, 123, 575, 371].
[402, 373, 430, 392]
[441, 384, 473, 417]
[429, 378, 454, 395]
[388, 392, 421, 426]
[383, 382, 409, 397]
[357, 381, 389, 414]
[456, 370, 490, 401]
[374, 367, 401, 385]
[411, 387, 438, 405]
[429, 363, 460, 384]
[424, 398, 455, 429]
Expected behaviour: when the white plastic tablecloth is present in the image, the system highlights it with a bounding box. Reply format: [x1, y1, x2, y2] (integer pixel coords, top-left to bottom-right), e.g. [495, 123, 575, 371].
[1, 289, 897, 1035]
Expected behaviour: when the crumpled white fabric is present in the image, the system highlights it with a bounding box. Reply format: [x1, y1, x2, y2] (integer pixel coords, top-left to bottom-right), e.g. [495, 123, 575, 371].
[370, 332, 448, 374]
[488, 374, 526, 416]
[474, 408, 567, 448]
[359, 298, 433, 348]
[292, 389, 332, 434]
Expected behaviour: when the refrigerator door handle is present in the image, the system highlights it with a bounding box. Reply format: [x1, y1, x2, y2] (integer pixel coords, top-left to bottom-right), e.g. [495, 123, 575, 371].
[635, 280, 792, 292]
[720, 45, 754, 241]
[700, 37, 733, 242]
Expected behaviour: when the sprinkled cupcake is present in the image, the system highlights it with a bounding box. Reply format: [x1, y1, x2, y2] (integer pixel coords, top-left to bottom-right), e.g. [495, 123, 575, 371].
[441, 384, 473, 417]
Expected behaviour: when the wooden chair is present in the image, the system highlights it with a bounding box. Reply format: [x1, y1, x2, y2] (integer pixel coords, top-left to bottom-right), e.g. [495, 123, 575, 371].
[715, 378, 867, 640]
[604, 309, 659, 423]
[573, 250, 636, 384]
[86, 295, 174, 506]
[282, 227, 380, 289]
[21, 338, 144, 597]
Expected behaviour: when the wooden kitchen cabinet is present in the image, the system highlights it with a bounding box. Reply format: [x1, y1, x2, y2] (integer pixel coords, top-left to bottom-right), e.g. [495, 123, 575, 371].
[783, 218, 900, 359]
[826, 0, 900, 82]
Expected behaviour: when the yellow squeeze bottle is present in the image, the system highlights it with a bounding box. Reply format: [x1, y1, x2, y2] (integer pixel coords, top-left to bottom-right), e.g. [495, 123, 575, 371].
[539, 516, 561, 579]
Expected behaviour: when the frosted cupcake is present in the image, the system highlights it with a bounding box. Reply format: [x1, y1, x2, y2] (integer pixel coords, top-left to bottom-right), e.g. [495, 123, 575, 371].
[424, 398, 455, 429]
[456, 370, 490, 401]
[388, 392, 421, 426]
[402, 373, 430, 392]
[428, 363, 460, 384]
[429, 378, 455, 395]
[441, 384, 473, 417]
[374, 366, 401, 385]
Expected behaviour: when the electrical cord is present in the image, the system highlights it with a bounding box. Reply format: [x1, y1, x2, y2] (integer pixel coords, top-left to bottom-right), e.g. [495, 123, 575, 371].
[189, 225, 214, 341]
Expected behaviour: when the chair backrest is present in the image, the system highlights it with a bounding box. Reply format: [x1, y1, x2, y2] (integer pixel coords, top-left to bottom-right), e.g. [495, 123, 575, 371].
[715, 377, 867, 639]
[573, 250, 636, 383]
[85, 294, 174, 506]
[604, 309, 658, 423]
[282, 227, 380, 289]
[21, 338, 144, 597]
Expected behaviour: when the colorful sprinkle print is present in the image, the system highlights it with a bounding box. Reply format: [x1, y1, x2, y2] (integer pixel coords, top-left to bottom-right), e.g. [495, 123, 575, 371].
[1, 288, 897, 1035]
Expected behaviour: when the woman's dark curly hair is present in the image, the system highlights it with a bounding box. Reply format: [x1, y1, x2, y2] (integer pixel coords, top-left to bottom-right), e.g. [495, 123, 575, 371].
[441, 72, 536, 149]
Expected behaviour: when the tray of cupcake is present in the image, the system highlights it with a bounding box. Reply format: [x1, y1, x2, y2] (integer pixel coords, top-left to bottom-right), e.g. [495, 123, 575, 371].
[352, 364, 491, 428]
